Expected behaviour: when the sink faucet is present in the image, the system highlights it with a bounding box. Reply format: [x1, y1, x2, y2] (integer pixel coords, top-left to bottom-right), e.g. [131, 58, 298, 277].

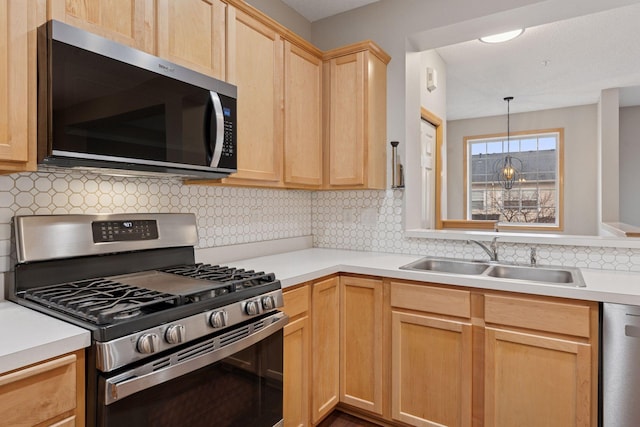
[467, 237, 499, 261]
[530, 247, 537, 266]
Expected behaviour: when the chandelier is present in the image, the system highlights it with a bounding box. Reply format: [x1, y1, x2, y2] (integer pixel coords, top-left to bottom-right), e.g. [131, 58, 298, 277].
[495, 96, 522, 190]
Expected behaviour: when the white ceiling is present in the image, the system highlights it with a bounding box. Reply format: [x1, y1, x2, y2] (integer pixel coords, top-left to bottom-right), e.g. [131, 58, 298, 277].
[436, 2, 640, 120]
[280, 0, 379, 22]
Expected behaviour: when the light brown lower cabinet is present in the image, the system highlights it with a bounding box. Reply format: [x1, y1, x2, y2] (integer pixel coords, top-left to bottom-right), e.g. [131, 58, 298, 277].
[311, 276, 340, 424]
[340, 276, 384, 415]
[0, 349, 85, 427]
[282, 276, 598, 427]
[483, 294, 597, 427]
[283, 285, 311, 427]
[390, 281, 473, 427]
[484, 328, 591, 427]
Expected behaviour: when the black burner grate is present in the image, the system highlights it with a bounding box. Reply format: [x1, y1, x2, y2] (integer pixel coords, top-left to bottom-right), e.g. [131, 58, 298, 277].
[21, 278, 179, 324]
[159, 264, 276, 292]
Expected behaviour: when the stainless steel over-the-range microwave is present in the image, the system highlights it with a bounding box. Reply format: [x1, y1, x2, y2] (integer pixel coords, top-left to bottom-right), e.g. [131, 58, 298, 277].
[38, 20, 237, 179]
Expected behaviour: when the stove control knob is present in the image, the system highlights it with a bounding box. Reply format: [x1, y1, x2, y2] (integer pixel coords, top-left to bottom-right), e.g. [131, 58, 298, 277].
[245, 300, 260, 316]
[209, 311, 228, 329]
[136, 333, 159, 354]
[261, 295, 276, 311]
[165, 324, 185, 344]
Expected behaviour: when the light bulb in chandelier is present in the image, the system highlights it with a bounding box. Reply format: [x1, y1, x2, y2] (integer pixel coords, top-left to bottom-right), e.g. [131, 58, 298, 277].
[496, 154, 523, 190]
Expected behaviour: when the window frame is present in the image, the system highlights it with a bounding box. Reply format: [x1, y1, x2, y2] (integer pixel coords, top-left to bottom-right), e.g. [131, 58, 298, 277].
[462, 128, 564, 232]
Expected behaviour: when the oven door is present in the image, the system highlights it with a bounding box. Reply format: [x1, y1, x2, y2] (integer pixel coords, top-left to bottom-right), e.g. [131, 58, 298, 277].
[97, 311, 287, 427]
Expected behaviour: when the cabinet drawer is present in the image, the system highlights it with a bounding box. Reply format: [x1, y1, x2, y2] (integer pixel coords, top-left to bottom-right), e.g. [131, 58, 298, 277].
[283, 285, 310, 318]
[390, 281, 471, 318]
[0, 354, 77, 426]
[485, 294, 592, 338]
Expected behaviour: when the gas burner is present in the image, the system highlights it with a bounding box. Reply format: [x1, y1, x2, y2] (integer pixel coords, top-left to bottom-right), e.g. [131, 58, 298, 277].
[160, 264, 276, 292]
[21, 278, 179, 325]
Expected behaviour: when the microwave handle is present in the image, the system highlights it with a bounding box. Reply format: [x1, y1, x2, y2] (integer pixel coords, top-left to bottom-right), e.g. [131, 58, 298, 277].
[207, 91, 225, 168]
[103, 311, 288, 405]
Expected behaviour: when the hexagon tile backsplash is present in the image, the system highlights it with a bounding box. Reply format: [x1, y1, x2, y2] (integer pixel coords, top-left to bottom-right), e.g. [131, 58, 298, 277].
[0, 170, 312, 271]
[312, 189, 640, 272]
[1, 171, 639, 274]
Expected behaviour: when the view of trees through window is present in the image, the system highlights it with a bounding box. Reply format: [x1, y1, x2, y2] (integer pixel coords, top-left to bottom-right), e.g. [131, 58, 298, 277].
[465, 130, 561, 228]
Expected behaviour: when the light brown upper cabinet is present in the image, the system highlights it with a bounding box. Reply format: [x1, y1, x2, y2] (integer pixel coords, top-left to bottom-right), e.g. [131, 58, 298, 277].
[283, 40, 323, 187]
[210, 3, 323, 189]
[219, 7, 284, 185]
[0, 0, 37, 172]
[49, 0, 154, 53]
[156, 0, 227, 80]
[323, 42, 390, 189]
[49, 0, 226, 78]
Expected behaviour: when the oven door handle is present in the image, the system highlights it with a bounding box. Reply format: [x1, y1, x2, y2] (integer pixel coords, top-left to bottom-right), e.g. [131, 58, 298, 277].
[103, 311, 288, 405]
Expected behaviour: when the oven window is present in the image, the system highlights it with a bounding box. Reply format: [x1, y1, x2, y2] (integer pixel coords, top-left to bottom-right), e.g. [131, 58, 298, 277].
[99, 330, 283, 427]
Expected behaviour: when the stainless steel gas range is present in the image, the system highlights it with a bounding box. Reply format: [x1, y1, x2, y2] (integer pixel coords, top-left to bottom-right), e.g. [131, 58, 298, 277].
[9, 213, 287, 427]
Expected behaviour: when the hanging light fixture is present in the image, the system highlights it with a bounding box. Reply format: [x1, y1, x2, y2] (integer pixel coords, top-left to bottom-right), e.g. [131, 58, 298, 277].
[495, 96, 522, 190]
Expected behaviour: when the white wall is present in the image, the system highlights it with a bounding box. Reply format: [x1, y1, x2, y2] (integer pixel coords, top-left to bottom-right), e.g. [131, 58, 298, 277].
[446, 104, 599, 235]
[599, 88, 620, 229]
[619, 105, 640, 226]
[308, 0, 640, 232]
[244, 0, 311, 40]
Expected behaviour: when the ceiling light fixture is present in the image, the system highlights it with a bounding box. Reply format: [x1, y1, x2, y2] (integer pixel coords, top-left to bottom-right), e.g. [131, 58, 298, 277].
[479, 29, 524, 44]
[495, 96, 523, 190]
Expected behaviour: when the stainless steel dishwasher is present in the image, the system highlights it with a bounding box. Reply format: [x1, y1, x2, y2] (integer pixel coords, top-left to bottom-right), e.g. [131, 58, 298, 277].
[602, 302, 640, 426]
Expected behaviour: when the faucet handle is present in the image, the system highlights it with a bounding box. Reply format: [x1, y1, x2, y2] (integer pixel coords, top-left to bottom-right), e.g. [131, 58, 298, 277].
[530, 247, 537, 266]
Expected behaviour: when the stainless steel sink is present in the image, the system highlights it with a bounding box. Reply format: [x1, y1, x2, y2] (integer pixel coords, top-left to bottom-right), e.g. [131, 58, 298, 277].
[400, 256, 585, 287]
[486, 264, 584, 286]
[400, 257, 490, 275]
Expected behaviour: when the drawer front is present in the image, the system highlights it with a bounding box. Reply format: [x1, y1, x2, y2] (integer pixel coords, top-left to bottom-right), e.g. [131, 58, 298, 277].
[0, 354, 77, 426]
[390, 281, 471, 318]
[485, 294, 591, 338]
[283, 284, 311, 318]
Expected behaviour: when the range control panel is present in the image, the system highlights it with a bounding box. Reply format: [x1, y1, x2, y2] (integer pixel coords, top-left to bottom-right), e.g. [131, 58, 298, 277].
[92, 220, 159, 243]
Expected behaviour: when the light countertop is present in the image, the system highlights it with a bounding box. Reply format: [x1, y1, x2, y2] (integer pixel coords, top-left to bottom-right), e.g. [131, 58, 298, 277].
[3, 247, 640, 374]
[0, 301, 90, 375]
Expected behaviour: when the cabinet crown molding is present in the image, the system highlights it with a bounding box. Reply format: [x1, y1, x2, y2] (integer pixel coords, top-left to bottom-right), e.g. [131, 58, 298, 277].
[323, 40, 391, 64]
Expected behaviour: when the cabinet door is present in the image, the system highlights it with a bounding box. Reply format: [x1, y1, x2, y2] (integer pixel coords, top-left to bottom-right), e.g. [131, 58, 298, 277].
[226, 8, 283, 183]
[340, 276, 383, 414]
[283, 41, 322, 187]
[391, 311, 472, 427]
[311, 277, 340, 424]
[284, 315, 310, 427]
[49, 0, 153, 52]
[0, 0, 34, 169]
[0, 353, 78, 426]
[326, 52, 365, 186]
[156, 0, 226, 80]
[283, 285, 311, 427]
[485, 327, 591, 427]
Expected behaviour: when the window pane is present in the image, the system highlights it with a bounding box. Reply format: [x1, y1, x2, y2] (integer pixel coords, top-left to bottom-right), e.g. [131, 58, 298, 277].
[486, 141, 503, 154]
[471, 143, 486, 155]
[464, 131, 561, 227]
[520, 138, 537, 152]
